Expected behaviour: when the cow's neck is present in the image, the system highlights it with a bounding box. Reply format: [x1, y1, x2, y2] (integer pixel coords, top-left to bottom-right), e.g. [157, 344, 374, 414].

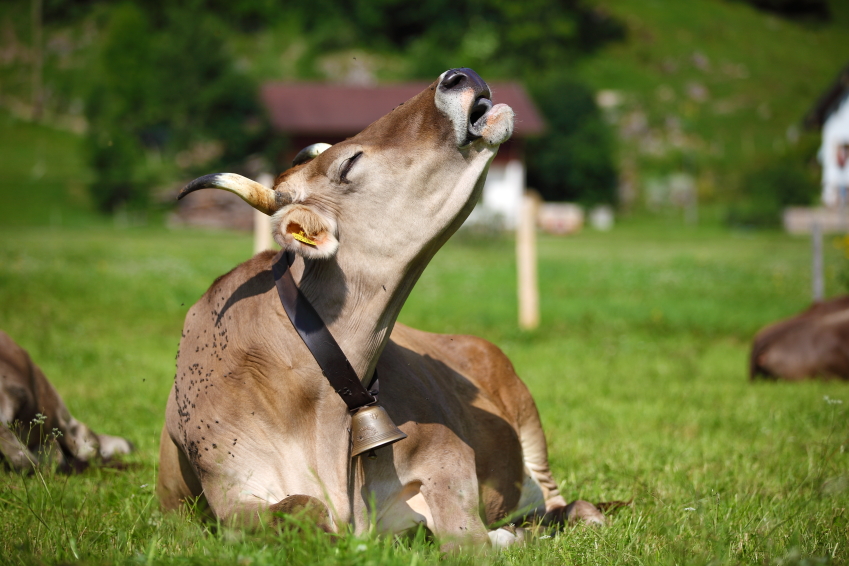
[286, 251, 430, 383]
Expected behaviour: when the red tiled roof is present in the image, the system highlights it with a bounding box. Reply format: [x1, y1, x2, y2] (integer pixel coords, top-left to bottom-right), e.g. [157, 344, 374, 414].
[260, 82, 545, 138]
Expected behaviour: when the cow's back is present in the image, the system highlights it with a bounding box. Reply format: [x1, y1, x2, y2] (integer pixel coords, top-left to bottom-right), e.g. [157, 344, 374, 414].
[751, 296, 849, 380]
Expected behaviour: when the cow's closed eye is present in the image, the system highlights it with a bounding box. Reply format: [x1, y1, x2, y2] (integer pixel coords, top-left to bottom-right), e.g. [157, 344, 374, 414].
[339, 152, 363, 184]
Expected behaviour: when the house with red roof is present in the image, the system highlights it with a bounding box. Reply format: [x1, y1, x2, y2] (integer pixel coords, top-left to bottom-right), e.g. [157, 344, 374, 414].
[260, 81, 544, 229]
[172, 81, 544, 231]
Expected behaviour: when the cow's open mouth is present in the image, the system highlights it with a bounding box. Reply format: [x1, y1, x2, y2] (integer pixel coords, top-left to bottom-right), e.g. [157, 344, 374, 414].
[466, 96, 494, 143]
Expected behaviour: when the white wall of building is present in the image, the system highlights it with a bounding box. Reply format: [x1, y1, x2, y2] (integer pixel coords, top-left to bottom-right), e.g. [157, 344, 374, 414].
[465, 159, 525, 229]
[821, 91, 849, 206]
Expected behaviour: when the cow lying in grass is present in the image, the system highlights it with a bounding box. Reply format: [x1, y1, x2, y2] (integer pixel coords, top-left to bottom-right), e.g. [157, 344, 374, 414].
[751, 295, 849, 381]
[0, 330, 133, 472]
[157, 68, 604, 549]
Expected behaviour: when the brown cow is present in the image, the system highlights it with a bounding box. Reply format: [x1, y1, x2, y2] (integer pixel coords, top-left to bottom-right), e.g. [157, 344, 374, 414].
[156, 68, 604, 549]
[750, 295, 849, 380]
[0, 330, 133, 471]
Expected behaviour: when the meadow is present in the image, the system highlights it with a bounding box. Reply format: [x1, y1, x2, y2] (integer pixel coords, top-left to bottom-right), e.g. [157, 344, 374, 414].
[1, 215, 847, 565]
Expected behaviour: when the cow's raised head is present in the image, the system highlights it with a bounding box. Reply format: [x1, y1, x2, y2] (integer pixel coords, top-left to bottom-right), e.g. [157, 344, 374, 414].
[179, 68, 513, 265]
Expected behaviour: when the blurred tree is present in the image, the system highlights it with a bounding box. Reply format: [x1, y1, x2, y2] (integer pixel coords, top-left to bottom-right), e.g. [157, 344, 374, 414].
[297, 0, 624, 77]
[526, 75, 617, 205]
[727, 137, 821, 228]
[287, 0, 624, 204]
[732, 0, 830, 21]
[85, 2, 275, 211]
[48, 0, 623, 209]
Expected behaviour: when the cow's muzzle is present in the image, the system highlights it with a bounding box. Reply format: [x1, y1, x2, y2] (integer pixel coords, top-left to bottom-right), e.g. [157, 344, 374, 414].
[437, 68, 513, 147]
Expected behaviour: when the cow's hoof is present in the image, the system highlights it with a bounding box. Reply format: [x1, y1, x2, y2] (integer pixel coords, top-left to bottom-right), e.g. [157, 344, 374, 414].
[488, 526, 526, 549]
[565, 500, 606, 526]
[269, 494, 333, 533]
[97, 434, 134, 459]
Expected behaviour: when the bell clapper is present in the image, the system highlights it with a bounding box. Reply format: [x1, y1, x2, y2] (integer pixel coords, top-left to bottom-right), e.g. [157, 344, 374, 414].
[367, 449, 377, 460]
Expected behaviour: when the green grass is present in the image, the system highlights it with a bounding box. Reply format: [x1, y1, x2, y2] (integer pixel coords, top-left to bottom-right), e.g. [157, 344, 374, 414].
[0, 220, 847, 565]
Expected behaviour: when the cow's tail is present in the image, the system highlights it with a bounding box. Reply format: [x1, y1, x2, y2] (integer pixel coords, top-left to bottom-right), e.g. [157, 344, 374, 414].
[515, 396, 567, 513]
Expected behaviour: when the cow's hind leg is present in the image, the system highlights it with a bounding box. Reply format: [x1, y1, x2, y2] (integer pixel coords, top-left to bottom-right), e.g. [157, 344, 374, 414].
[516, 388, 605, 526]
[0, 423, 36, 472]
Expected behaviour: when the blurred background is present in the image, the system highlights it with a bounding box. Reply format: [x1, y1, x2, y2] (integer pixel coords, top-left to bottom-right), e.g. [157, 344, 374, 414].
[2, 2, 849, 563]
[1, 0, 846, 231]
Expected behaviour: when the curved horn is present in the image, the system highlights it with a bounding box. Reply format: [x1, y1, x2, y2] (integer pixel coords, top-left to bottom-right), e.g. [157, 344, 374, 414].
[177, 173, 286, 215]
[292, 143, 332, 167]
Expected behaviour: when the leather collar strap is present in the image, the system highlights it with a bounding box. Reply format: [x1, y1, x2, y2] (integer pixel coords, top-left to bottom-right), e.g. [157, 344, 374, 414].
[271, 250, 377, 411]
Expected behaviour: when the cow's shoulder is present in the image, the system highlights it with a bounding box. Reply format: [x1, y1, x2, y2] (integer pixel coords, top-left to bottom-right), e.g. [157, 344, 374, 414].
[183, 250, 279, 329]
[204, 250, 278, 301]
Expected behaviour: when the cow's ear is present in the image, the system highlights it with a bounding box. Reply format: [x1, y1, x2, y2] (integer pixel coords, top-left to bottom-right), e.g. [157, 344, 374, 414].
[271, 203, 339, 259]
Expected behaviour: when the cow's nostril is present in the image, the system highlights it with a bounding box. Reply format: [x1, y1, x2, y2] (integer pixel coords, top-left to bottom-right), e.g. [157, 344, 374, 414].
[441, 70, 466, 90]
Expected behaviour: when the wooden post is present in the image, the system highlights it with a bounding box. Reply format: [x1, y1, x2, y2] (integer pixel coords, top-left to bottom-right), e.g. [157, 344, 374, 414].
[253, 173, 274, 255]
[812, 220, 824, 302]
[517, 192, 540, 330]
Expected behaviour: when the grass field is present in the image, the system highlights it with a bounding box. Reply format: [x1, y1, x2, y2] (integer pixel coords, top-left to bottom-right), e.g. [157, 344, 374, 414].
[1, 219, 847, 565]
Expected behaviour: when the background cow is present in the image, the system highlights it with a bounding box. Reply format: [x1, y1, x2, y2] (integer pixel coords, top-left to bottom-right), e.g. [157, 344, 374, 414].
[156, 68, 603, 549]
[750, 295, 849, 380]
[0, 330, 133, 471]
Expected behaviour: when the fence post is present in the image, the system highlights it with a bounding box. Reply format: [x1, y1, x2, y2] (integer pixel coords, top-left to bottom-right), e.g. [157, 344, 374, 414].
[812, 220, 824, 302]
[517, 192, 540, 330]
[253, 173, 274, 255]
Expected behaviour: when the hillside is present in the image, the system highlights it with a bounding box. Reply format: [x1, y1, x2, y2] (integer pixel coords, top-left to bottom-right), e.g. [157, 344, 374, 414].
[1, 0, 848, 224]
[0, 111, 100, 227]
[576, 0, 849, 207]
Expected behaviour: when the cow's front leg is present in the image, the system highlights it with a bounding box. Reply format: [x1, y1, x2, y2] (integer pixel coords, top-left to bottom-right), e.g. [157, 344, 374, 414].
[419, 477, 490, 551]
[207, 489, 336, 532]
[269, 495, 333, 532]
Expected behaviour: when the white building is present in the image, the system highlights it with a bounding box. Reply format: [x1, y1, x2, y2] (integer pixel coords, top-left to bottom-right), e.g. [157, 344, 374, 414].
[806, 65, 849, 207]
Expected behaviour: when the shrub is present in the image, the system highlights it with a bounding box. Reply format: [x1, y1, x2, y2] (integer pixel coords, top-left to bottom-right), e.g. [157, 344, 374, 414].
[525, 75, 618, 206]
[727, 161, 819, 228]
[733, 0, 830, 21]
[84, 3, 273, 212]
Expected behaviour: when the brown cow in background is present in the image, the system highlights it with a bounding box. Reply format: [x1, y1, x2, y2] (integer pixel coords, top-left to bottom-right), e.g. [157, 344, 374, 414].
[750, 295, 849, 381]
[0, 330, 133, 471]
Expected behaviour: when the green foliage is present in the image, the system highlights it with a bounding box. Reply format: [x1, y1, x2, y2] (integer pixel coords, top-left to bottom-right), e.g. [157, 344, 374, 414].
[733, 0, 831, 21]
[287, 0, 624, 77]
[84, 3, 275, 211]
[576, 0, 849, 211]
[727, 136, 820, 228]
[730, 163, 817, 227]
[526, 75, 618, 205]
